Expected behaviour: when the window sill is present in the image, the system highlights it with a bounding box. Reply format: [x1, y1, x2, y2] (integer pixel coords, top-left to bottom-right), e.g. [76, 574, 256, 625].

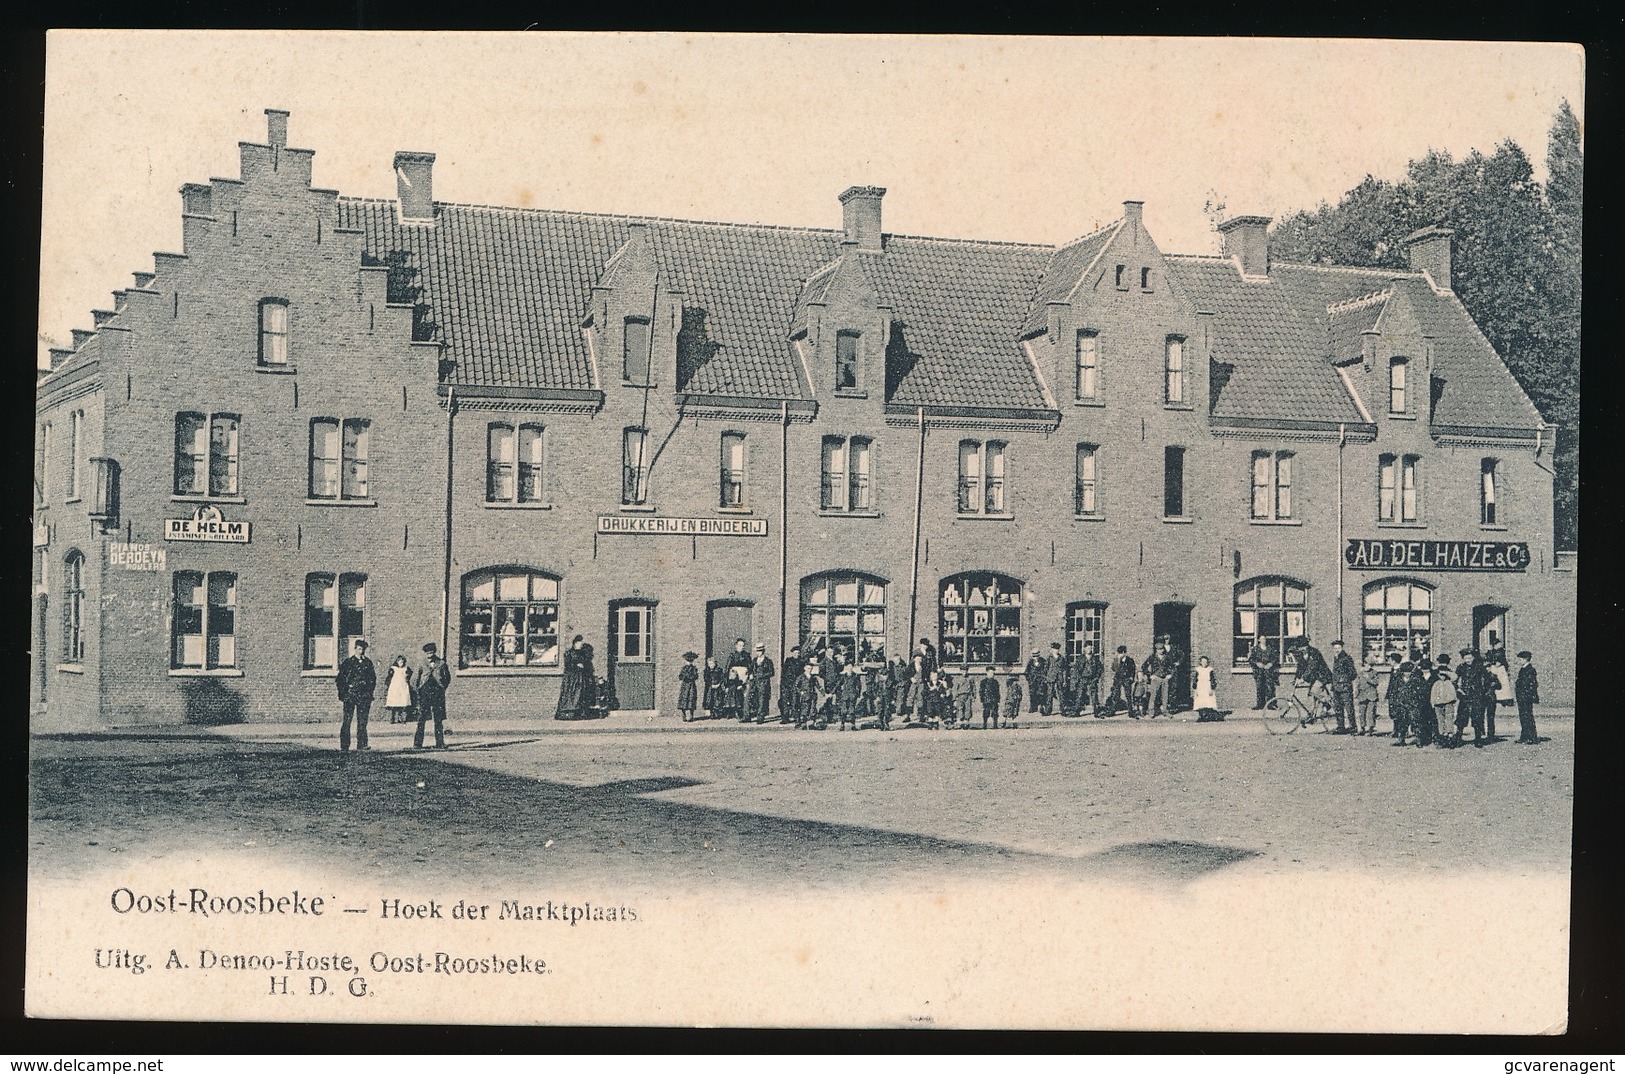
[716, 506, 754, 515]
[56, 663, 85, 675]
[455, 666, 562, 677]
[172, 494, 248, 506]
[65, 496, 82, 505]
[818, 509, 882, 519]
[621, 381, 658, 389]
[169, 668, 244, 678]
[1161, 515, 1195, 525]
[483, 501, 554, 510]
[1072, 399, 1105, 408]
[306, 498, 378, 508]
[1376, 520, 1428, 530]
[256, 365, 298, 375]
[1479, 524, 1509, 532]
[1248, 517, 1303, 527]
[833, 390, 868, 400]
[956, 513, 1015, 522]
[1073, 513, 1107, 523]
[1163, 404, 1195, 412]
[300, 668, 339, 678]
[619, 503, 656, 513]
[1387, 412, 1417, 421]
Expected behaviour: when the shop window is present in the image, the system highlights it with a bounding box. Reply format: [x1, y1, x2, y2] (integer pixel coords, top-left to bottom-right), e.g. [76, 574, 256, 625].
[1065, 601, 1107, 659]
[1250, 450, 1294, 520]
[1233, 577, 1309, 667]
[174, 412, 240, 497]
[1165, 336, 1186, 405]
[623, 317, 651, 384]
[460, 568, 561, 669]
[1074, 443, 1100, 515]
[801, 571, 887, 665]
[309, 418, 370, 501]
[719, 432, 746, 508]
[958, 440, 1007, 515]
[62, 551, 85, 664]
[938, 571, 1023, 668]
[1481, 458, 1502, 526]
[1075, 331, 1099, 401]
[622, 427, 650, 505]
[1389, 357, 1408, 414]
[486, 423, 544, 503]
[835, 330, 860, 392]
[1362, 579, 1434, 666]
[259, 299, 289, 366]
[172, 570, 236, 670]
[304, 572, 366, 670]
[821, 435, 873, 512]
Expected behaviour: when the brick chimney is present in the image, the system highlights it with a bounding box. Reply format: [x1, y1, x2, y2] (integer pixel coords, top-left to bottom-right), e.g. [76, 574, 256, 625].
[1122, 200, 1144, 226]
[839, 185, 886, 251]
[1218, 215, 1273, 278]
[265, 109, 289, 148]
[1402, 225, 1454, 291]
[394, 151, 437, 222]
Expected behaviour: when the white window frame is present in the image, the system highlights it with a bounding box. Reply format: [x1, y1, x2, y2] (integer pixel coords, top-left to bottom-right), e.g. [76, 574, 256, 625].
[1075, 443, 1100, 516]
[1075, 331, 1099, 401]
[172, 569, 237, 670]
[309, 418, 371, 501]
[259, 299, 290, 367]
[958, 440, 1008, 516]
[1250, 450, 1294, 521]
[304, 572, 366, 671]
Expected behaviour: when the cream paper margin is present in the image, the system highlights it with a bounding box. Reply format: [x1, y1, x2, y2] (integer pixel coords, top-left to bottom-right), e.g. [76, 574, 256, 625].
[31, 31, 1579, 1031]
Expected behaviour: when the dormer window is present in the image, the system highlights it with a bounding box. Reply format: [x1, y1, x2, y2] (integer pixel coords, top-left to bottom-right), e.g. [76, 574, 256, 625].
[1389, 357, 1408, 414]
[1075, 331, 1099, 401]
[1165, 336, 1187, 405]
[1114, 265, 1127, 289]
[623, 317, 651, 384]
[1140, 267, 1152, 290]
[258, 299, 289, 366]
[835, 330, 860, 392]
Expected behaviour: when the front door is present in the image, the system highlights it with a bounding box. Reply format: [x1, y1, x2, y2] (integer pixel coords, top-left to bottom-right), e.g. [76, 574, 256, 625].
[1152, 601, 1194, 711]
[608, 601, 656, 710]
[707, 600, 753, 663]
[1472, 604, 1509, 654]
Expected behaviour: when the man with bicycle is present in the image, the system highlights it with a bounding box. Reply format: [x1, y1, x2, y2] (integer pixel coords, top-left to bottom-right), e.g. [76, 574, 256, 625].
[1290, 637, 1333, 726]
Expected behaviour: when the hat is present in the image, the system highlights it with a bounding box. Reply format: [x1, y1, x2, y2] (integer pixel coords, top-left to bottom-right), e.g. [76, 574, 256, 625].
[789, 645, 801, 653]
[1116, 645, 1127, 653]
[422, 642, 437, 653]
[1050, 642, 1062, 650]
[1517, 650, 1533, 659]
[354, 639, 368, 649]
[1330, 639, 1344, 647]
[1460, 648, 1473, 657]
[682, 651, 698, 661]
[755, 643, 766, 651]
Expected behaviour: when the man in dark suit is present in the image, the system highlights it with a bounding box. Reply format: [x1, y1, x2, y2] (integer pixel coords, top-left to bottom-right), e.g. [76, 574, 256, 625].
[336, 639, 376, 753]
[1107, 646, 1136, 716]
[1514, 650, 1540, 745]
[1455, 649, 1492, 747]
[1024, 650, 1047, 714]
[1076, 642, 1103, 717]
[1143, 641, 1175, 718]
[778, 645, 803, 723]
[1043, 642, 1069, 717]
[411, 642, 452, 749]
[746, 643, 775, 724]
[1329, 639, 1359, 734]
[1248, 639, 1279, 709]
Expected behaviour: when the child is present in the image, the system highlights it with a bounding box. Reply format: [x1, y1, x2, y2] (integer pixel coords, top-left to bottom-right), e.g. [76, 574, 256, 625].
[836, 662, 863, 731]
[1355, 658, 1381, 736]
[1515, 650, 1540, 744]
[802, 661, 827, 730]
[383, 654, 413, 723]
[1429, 653, 1457, 746]
[1191, 655, 1221, 721]
[1130, 669, 1150, 720]
[701, 655, 725, 720]
[979, 666, 1001, 729]
[677, 650, 699, 722]
[1002, 674, 1023, 729]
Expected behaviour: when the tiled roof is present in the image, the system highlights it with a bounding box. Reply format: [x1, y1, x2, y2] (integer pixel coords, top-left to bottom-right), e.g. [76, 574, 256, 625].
[1396, 277, 1543, 429]
[1019, 223, 1121, 338]
[1325, 290, 1389, 364]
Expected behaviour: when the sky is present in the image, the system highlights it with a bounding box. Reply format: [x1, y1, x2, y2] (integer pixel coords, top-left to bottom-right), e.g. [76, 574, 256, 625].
[37, 32, 1585, 366]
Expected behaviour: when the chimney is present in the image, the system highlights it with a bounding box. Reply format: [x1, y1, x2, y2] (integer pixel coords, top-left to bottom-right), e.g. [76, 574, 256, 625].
[839, 185, 886, 251]
[265, 109, 289, 148]
[394, 151, 437, 221]
[1402, 225, 1454, 291]
[1217, 215, 1273, 278]
[1122, 200, 1144, 227]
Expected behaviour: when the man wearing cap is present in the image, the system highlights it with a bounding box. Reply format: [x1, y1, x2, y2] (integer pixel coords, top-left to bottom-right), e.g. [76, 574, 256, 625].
[336, 638, 376, 753]
[779, 645, 803, 723]
[1329, 640, 1358, 734]
[1455, 648, 1492, 747]
[412, 642, 452, 749]
[1024, 649, 1047, 714]
[1514, 650, 1540, 745]
[746, 642, 775, 724]
[1043, 642, 1069, 717]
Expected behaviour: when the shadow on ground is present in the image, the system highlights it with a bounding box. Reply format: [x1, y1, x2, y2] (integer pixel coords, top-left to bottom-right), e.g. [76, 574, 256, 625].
[30, 736, 1255, 894]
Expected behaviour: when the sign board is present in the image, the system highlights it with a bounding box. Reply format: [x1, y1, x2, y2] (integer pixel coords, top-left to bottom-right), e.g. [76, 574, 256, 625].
[597, 515, 768, 537]
[33, 522, 49, 548]
[1344, 538, 1530, 573]
[164, 504, 251, 544]
[108, 542, 167, 571]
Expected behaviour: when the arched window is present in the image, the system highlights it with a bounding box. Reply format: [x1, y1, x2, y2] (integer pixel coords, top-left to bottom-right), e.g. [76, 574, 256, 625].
[938, 571, 1023, 668]
[460, 568, 561, 669]
[62, 551, 85, 664]
[1233, 577, 1309, 667]
[1361, 579, 1434, 666]
[801, 572, 887, 665]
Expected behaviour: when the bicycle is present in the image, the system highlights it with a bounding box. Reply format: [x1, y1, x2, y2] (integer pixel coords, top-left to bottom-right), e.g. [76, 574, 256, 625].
[1261, 681, 1337, 735]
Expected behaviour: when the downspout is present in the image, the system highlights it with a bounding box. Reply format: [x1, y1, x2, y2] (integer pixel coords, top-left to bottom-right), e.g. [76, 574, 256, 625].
[907, 406, 927, 650]
[778, 399, 789, 664]
[1336, 421, 1346, 640]
[441, 384, 457, 656]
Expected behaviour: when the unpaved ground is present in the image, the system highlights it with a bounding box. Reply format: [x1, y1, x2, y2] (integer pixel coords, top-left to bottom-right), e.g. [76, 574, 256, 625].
[29, 717, 1571, 893]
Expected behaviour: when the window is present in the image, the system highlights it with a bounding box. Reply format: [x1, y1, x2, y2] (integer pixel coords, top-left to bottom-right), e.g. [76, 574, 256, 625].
[1250, 450, 1294, 520]
[1163, 446, 1186, 518]
[622, 427, 650, 505]
[1233, 577, 1308, 667]
[938, 571, 1023, 668]
[1481, 458, 1502, 526]
[1074, 443, 1100, 515]
[1075, 331, 1099, 401]
[1141, 267, 1152, 290]
[460, 569, 561, 669]
[801, 572, 887, 665]
[486, 423, 544, 503]
[820, 435, 873, 512]
[1378, 453, 1419, 522]
[62, 551, 84, 664]
[309, 418, 370, 500]
[1165, 336, 1186, 405]
[622, 317, 651, 384]
[67, 410, 81, 500]
[1114, 265, 1126, 289]
[304, 573, 365, 670]
[1065, 601, 1107, 659]
[259, 299, 289, 366]
[1389, 357, 1408, 414]
[172, 570, 236, 670]
[958, 440, 1007, 515]
[1362, 579, 1433, 666]
[835, 330, 860, 391]
[720, 432, 746, 508]
[174, 413, 240, 497]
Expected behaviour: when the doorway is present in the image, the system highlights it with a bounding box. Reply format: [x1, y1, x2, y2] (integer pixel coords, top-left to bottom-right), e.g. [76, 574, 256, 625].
[608, 600, 656, 711]
[1152, 601, 1194, 711]
[1472, 604, 1510, 654]
[707, 600, 754, 663]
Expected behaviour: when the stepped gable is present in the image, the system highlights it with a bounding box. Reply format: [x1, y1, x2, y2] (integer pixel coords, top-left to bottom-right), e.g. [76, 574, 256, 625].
[1018, 221, 1122, 339]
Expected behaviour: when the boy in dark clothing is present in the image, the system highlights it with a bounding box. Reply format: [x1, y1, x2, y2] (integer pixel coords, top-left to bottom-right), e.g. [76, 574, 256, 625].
[1515, 651, 1540, 744]
[979, 666, 1001, 729]
[835, 663, 863, 731]
[1002, 675, 1023, 728]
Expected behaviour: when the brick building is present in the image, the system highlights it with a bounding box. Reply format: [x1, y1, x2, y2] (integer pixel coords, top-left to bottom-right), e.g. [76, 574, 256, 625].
[31, 111, 1577, 729]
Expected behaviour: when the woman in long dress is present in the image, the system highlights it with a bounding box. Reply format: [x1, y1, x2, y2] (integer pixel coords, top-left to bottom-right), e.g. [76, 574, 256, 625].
[556, 634, 592, 720]
[1191, 655, 1222, 720]
[383, 654, 414, 723]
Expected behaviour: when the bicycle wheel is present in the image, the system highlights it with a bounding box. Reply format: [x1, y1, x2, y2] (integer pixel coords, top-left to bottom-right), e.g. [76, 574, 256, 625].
[1261, 696, 1301, 735]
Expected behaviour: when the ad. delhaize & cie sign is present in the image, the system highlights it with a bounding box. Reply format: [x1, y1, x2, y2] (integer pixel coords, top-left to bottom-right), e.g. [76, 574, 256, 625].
[164, 504, 252, 544]
[1344, 538, 1530, 573]
[597, 515, 768, 537]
